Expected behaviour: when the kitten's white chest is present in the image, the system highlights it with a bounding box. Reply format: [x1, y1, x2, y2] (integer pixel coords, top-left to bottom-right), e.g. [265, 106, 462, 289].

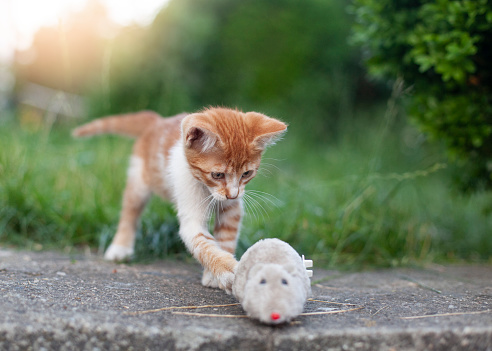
[167, 141, 209, 222]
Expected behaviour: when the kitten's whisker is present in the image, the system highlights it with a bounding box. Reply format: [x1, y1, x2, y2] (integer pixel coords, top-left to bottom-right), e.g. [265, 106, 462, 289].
[241, 195, 252, 221]
[246, 190, 282, 207]
[243, 193, 267, 221]
[263, 157, 285, 162]
[257, 168, 274, 178]
[247, 193, 281, 214]
[197, 194, 215, 223]
[202, 196, 213, 213]
[260, 162, 282, 173]
[204, 197, 217, 223]
[210, 199, 218, 220]
[242, 194, 259, 222]
[246, 194, 269, 219]
[215, 200, 225, 226]
[248, 194, 277, 209]
[245, 191, 270, 207]
[248, 198, 261, 222]
[214, 201, 218, 225]
[198, 194, 214, 210]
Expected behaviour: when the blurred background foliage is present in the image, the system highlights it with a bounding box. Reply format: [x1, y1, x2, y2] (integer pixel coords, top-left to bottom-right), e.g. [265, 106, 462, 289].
[2, 0, 492, 266]
[89, 0, 364, 141]
[351, 0, 492, 190]
[14, 0, 368, 140]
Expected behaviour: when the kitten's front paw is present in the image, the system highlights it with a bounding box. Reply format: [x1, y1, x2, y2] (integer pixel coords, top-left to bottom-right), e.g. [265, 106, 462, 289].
[104, 244, 134, 261]
[201, 269, 220, 289]
[217, 271, 235, 295]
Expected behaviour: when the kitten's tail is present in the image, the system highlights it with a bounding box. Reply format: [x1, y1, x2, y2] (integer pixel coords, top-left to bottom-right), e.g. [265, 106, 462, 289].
[72, 111, 160, 138]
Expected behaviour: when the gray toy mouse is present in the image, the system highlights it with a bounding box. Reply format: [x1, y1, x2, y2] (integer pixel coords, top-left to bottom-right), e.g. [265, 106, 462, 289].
[232, 238, 312, 325]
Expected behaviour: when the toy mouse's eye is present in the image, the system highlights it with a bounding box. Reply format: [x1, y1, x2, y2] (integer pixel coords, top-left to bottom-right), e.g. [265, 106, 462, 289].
[281, 279, 288, 285]
[260, 279, 266, 284]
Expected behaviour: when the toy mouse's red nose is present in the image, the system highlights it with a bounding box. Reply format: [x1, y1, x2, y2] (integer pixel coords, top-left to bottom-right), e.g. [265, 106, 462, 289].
[271, 312, 281, 321]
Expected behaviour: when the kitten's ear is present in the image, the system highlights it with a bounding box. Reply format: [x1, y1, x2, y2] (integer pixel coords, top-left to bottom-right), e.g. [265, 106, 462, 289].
[182, 114, 219, 152]
[247, 112, 288, 151]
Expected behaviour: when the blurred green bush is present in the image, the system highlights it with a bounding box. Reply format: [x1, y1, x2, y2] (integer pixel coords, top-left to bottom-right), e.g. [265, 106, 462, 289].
[89, 0, 362, 140]
[350, 0, 492, 190]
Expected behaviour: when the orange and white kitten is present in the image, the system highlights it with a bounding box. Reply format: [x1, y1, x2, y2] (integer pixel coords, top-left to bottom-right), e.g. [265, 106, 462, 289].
[73, 107, 287, 292]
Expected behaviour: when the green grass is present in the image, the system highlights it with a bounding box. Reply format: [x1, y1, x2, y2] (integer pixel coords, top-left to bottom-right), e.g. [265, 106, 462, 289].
[1, 107, 491, 268]
[0, 116, 126, 250]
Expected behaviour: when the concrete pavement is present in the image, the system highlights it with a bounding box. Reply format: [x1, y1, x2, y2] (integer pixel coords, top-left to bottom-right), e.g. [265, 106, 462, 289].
[1, 248, 491, 350]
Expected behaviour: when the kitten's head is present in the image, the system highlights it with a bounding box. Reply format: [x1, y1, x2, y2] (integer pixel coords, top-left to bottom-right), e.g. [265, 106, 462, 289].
[182, 107, 287, 201]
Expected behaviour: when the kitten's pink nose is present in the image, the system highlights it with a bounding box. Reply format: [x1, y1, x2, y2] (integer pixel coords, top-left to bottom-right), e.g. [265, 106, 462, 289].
[226, 188, 239, 199]
[271, 312, 281, 321]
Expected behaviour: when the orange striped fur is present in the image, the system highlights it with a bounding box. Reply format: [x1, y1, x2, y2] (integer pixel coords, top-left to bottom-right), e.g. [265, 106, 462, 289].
[73, 107, 287, 293]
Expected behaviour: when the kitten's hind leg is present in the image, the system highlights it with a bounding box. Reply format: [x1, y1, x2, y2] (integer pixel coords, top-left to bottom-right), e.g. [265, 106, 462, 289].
[104, 156, 151, 261]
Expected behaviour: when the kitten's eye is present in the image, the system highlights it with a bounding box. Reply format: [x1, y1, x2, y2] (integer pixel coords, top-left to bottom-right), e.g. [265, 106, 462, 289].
[281, 279, 288, 285]
[260, 279, 267, 284]
[211, 172, 225, 180]
[242, 170, 252, 178]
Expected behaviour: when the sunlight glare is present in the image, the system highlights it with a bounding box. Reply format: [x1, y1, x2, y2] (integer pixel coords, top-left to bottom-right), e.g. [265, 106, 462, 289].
[0, 0, 168, 61]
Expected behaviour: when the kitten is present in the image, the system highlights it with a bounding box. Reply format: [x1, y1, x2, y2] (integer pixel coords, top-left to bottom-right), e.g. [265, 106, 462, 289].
[72, 107, 287, 292]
